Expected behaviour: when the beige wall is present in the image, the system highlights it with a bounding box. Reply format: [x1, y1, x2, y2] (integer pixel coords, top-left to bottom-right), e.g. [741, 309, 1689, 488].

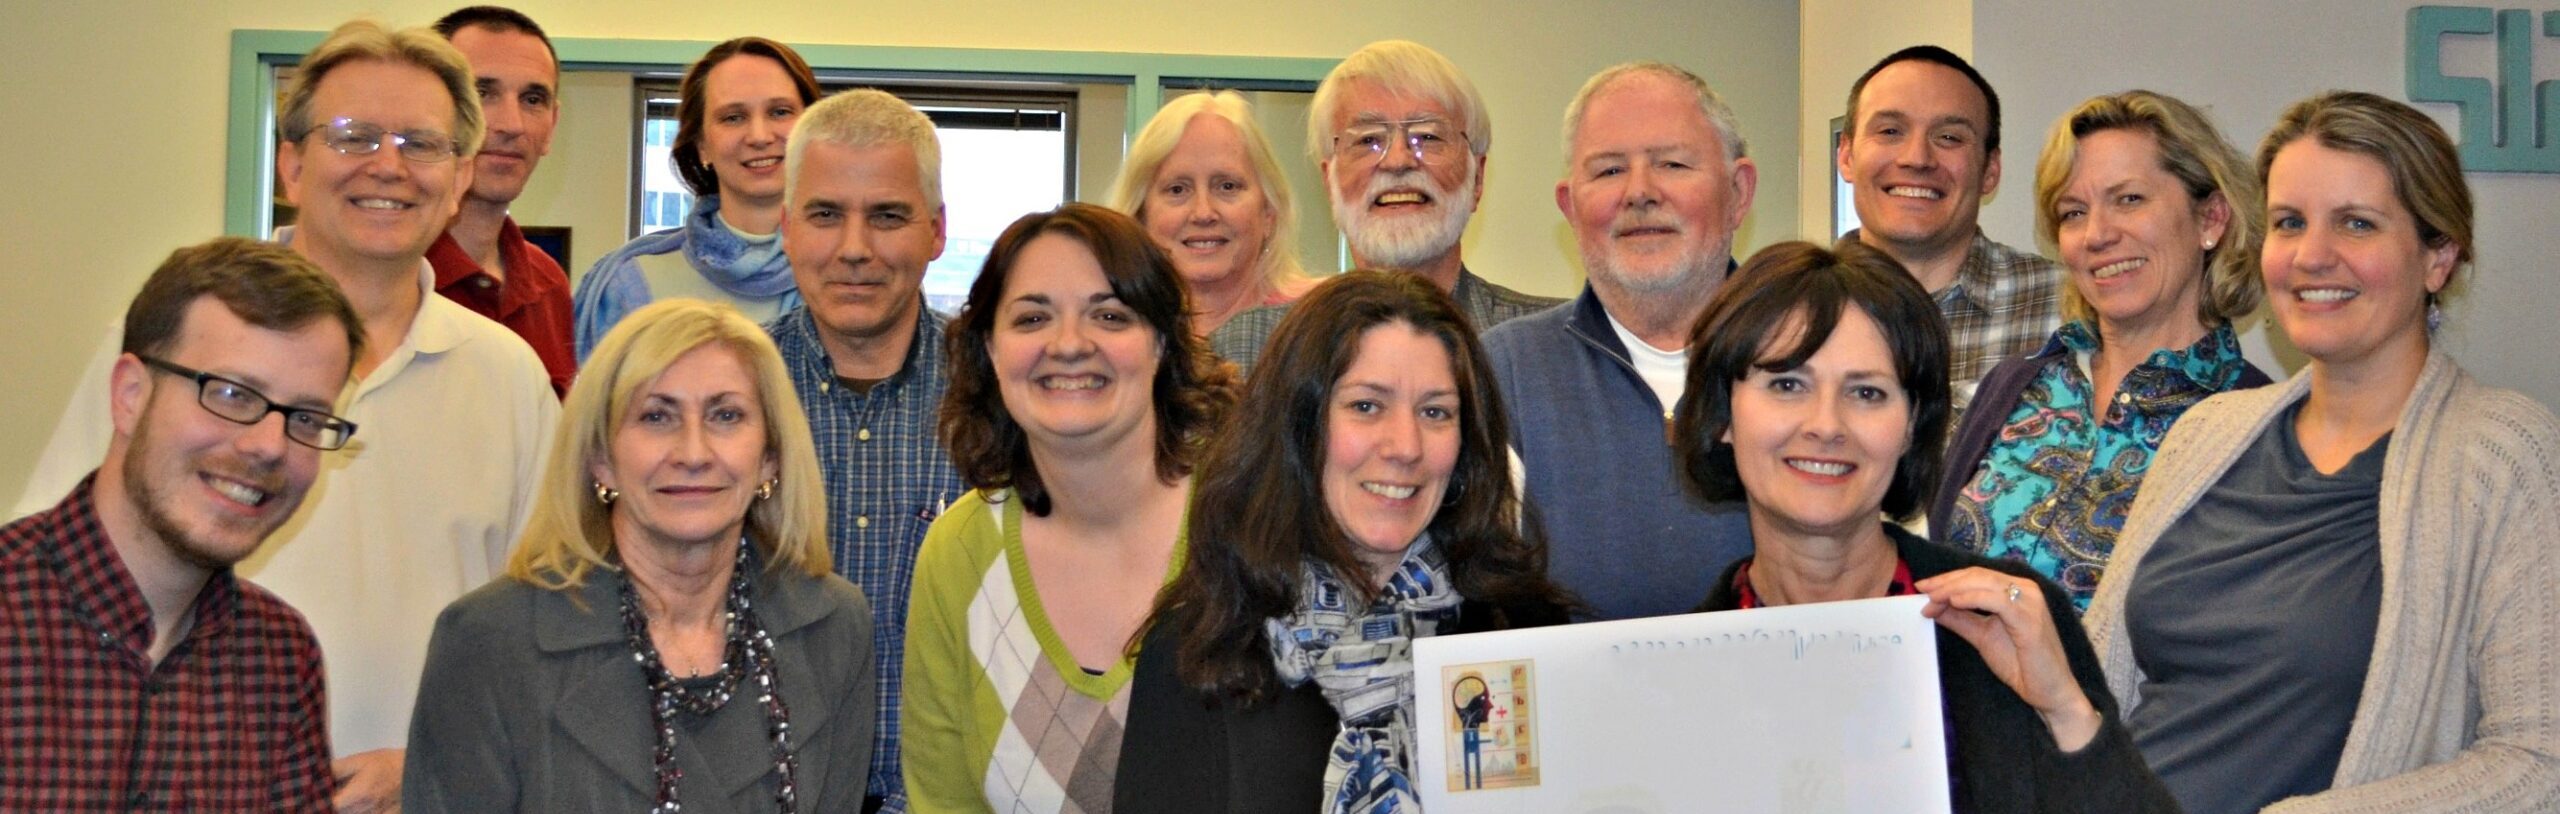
[0, 0, 1802, 502]
[507, 70, 633, 279]
[1975, 0, 2560, 409]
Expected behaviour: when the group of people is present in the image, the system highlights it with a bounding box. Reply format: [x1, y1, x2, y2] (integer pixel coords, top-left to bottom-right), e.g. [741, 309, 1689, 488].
[3, 7, 2555, 814]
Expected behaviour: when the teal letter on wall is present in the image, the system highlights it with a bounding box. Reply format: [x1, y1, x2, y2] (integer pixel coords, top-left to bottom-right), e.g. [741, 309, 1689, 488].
[2408, 5, 2560, 173]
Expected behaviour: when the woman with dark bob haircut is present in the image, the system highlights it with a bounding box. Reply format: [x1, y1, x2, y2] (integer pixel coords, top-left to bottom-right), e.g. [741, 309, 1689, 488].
[573, 37, 824, 359]
[902, 203, 1234, 813]
[1116, 270, 1572, 814]
[1677, 241, 2176, 813]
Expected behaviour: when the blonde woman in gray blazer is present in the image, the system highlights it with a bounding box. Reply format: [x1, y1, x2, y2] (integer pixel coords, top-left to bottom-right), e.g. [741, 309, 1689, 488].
[405, 300, 875, 813]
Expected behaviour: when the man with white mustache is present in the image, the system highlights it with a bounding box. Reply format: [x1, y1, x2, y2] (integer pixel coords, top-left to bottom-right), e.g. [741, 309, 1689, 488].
[1480, 63, 1756, 621]
[426, 6, 576, 397]
[1209, 40, 1560, 371]
[1836, 45, 2060, 410]
[11, 21, 559, 812]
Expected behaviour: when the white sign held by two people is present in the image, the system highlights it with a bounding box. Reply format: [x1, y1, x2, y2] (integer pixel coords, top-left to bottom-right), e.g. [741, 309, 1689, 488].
[1412, 595, 1952, 814]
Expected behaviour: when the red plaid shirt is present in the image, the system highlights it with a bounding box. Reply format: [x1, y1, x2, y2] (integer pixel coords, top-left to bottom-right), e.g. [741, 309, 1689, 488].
[1, 476, 334, 811]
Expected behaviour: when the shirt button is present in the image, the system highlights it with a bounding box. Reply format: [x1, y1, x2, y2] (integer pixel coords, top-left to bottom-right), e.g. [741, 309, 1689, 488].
[98, 631, 116, 647]
[818, 380, 831, 393]
[855, 516, 871, 529]
[477, 278, 495, 289]
[857, 428, 872, 442]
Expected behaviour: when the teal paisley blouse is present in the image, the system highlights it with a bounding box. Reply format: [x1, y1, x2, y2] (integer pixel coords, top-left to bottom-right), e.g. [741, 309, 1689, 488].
[1942, 321, 2257, 611]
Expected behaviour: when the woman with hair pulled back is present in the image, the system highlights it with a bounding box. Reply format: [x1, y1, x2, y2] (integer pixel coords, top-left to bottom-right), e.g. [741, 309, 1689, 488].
[2088, 90, 2560, 813]
[573, 38, 823, 359]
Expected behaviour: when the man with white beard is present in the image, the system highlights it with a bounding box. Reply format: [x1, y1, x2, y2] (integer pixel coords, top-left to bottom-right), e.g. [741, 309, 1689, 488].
[1208, 40, 1559, 370]
[1481, 63, 1757, 621]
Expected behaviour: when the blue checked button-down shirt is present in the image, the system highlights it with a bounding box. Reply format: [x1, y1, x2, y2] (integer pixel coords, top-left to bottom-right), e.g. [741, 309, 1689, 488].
[767, 305, 965, 811]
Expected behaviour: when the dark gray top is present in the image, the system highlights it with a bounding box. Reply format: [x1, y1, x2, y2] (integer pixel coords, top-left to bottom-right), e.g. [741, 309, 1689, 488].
[403, 562, 877, 814]
[2125, 402, 2387, 814]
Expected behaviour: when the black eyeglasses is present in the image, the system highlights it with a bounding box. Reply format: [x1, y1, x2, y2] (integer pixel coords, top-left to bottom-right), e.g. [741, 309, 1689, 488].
[136, 356, 359, 451]
[299, 117, 462, 163]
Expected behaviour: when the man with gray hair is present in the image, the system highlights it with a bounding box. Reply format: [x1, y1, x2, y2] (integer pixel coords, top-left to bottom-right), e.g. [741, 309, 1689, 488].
[1481, 62, 1757, 621]
[1211, 39, 1560, 369]
[767, 88, 967, 814]
[13, 20, 558, 812]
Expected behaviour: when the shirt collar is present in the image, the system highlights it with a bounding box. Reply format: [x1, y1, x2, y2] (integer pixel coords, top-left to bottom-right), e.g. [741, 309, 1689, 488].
[781, 302, 942, 397]
[427, 217, 563, 314]
[1942, 229, 2009, 312]
[2049, 319, 2255, 394]
[42, 475, 242, 651]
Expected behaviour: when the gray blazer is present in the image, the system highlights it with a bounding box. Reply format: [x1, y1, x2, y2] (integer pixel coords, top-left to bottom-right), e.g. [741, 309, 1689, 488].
[403, 563, 876, 813]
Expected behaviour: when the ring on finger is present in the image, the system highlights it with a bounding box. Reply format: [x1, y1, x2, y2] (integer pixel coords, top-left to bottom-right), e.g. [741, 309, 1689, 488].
[2005, 583, 2024, 603]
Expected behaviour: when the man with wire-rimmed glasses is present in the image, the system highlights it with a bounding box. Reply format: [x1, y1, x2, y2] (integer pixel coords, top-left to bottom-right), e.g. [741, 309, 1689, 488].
[10, 19, 558, 813]
[1, 237, 361, 810]
[1209, 39, 1562, 371]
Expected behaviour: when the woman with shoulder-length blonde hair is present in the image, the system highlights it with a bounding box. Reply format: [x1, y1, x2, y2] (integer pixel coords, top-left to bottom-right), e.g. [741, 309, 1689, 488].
[1108, 90, 1314, 335]
[1931, 89, 2273, 611]
[406, 298, 877, 814]
[2088, 90, 2560, 812]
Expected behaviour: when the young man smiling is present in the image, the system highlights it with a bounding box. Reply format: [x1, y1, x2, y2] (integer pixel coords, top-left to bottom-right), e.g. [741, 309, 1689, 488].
[2, 239, 359, 811]
[1836, 46, 2061, 410]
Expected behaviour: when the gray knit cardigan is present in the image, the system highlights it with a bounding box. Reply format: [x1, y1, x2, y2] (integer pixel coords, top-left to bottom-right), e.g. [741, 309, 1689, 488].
[2086, 350, 2560, 813]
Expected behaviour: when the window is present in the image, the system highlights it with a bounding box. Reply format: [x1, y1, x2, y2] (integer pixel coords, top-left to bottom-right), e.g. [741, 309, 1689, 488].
[633, 80, 1074, 314]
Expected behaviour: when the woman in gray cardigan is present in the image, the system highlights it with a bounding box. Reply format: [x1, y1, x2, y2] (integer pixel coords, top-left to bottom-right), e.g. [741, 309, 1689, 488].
[2087, 91, 2560, 813]
[404, 299, 875, 813]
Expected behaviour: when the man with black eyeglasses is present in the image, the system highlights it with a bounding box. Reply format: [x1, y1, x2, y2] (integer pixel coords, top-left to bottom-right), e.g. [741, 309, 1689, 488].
[1209, 39, 1562, 371]
[1, 238, 361, 811]
[11, 19, 557, 813]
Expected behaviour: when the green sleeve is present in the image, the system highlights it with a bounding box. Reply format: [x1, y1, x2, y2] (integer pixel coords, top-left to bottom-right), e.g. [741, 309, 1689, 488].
[901, 492, 998, 814]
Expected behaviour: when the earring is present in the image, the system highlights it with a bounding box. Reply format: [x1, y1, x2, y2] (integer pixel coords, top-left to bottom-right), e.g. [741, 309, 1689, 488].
[756, 479, 777, 501]
[1440, 478, 1465, 508]
[593, 482, 620, 506]
[2202, 239, 2217, 250]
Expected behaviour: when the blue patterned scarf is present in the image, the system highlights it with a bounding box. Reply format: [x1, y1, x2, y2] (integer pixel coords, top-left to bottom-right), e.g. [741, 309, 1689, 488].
[1267, 536, 1462, 814]
[680, 195, 799, 300]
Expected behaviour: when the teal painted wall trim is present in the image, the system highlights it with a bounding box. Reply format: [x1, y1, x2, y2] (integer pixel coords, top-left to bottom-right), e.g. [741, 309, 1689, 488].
[2406, 5, 2560, 173]
[225, 30, 1335, 236]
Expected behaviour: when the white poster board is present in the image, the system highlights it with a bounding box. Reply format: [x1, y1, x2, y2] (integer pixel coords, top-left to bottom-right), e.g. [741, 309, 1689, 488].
[1412, 595, 1951, 814]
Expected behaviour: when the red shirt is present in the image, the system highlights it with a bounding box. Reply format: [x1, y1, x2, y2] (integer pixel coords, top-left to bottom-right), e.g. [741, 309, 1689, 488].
[428, 217, 576, 396]
[0, 476, 334, 811]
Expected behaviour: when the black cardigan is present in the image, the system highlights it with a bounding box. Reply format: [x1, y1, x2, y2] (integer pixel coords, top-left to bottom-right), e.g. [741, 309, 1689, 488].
[1929, 343, 2272, 535]
[1113, 598, 1568, 814]
[1698, 525, 2182, 814]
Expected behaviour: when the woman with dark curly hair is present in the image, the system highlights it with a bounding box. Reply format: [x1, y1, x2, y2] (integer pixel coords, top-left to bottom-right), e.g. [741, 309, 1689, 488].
[1115, 270, 1572, 814]
[900, 203, 1234, 813]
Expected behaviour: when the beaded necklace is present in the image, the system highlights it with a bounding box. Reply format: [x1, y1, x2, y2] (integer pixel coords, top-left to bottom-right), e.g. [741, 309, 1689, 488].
[617, 540, 799, 813]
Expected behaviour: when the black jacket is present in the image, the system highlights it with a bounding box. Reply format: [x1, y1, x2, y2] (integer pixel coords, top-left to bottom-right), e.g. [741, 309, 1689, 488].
[1113, 598, 1567, 813]
[1698, 525, 2182, 814]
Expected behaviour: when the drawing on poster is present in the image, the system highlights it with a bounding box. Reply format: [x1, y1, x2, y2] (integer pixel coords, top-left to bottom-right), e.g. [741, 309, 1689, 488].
[1444, 659, 1539, 791]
